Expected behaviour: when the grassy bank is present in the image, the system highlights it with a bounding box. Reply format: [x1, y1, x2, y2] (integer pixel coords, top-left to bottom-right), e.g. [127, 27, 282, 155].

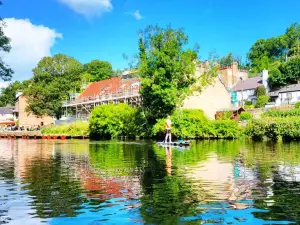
[41, 121, 89, 136]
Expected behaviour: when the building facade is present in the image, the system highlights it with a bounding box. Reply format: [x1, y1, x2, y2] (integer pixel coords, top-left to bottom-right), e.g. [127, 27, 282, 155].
[14, 95, 54, 127]
[231, 69, 269, 106]
[268, 84, 300, 107]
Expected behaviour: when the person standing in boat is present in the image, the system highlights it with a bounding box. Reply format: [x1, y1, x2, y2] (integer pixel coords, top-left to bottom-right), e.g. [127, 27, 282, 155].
[165, 116, 172, 143]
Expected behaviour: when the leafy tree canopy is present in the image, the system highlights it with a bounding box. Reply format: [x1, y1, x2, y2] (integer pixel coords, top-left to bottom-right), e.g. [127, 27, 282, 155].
[255, 85, 267, 98]
[25, 54, 83, 119]
[269, 56, 300, 87]
[138, 25, 198, 123]
[248, 23, 300, 73]
[84, 60, 113, 82]
[0, 1, 13, 81]
[0, 80, 28, 106]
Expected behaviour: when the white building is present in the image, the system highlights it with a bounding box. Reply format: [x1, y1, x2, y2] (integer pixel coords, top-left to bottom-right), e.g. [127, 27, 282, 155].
[231, 69, 269, 106]
[268, 84, 300, 107]
[0, 107, 14, 122]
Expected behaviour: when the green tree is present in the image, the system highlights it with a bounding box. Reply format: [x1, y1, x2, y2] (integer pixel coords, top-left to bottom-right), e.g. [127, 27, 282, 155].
[89, 103, 145, 138]
[219, 52, 233, 66]
[84, 60, 113, 81]
[25, 54, 83, 119]
[138, 25, 198, 123]
[280, 56, 300, 84]
[0, 1, 13, 81]
[0, 80, 28, 106]
[255, 85, 267, 97]
[255, 95, 270, 108]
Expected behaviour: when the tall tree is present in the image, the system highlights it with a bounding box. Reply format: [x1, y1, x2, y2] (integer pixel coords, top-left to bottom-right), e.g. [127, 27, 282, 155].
[0, 80, 28, 106]
[0, 1, 13, 81]
[138, 25, 198, 123]
[25, 54, 83, 119]
[84, 60, 113, 81]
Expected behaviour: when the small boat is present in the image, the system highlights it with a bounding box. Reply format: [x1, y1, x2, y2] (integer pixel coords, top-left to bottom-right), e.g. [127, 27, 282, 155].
[157, 141, 191, 147]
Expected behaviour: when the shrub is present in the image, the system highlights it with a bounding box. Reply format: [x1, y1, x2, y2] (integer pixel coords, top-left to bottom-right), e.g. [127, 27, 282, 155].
[41, 121, 89, 136]
[244, 105, 254, 109]
[152, 109, 239, 139]
[262, 109, 300, 118]
[244, 120, 266, 140]
[216, 111, 232, 120]
[89, 103, 145, 138]
[240, 112, 252, 121]
[255, 95, 269, 108]
[255, 86, 267, 97]
[244, 117, 300, 141]
[295, 102, 300, 109]
[244, 100, 253, 106]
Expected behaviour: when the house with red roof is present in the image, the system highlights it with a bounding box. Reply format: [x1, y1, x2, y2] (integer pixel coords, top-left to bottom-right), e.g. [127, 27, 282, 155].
[63, 72, 141, 119]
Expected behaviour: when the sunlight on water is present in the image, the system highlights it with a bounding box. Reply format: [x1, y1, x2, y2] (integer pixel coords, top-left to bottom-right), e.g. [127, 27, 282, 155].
[0, 139, 299, 224]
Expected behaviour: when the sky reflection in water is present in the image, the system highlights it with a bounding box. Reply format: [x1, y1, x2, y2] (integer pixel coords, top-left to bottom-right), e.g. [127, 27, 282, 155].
[0, 139, 299, 224]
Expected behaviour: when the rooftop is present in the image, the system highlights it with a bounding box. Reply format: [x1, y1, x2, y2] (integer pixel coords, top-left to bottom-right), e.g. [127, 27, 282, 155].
[79, 77, 140, 99]
[269, 84, 300, 97]
[0, 107, 14, 115]
[232, 76, 262, 92]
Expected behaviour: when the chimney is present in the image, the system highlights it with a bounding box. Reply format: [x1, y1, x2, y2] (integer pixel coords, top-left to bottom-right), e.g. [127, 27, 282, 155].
[16, 91, 23, 99]
[262, 69, 269, 92]
[232, 61, 239, 84]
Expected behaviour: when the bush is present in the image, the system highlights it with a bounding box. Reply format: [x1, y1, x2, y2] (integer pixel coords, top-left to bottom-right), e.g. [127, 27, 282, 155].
[255, 95, 269, 108]
[295, 102, 300, 109]
[41, 121, 89, 136]
[262, 108, 300, 118]
[244, 105, 254, 109]
[245, 120, 266, 140]
[216, 111, 232, 120]
[244, 100, 253, 106]
[245, 117, 300, 141]
[89, 103, 145, 138]
[255, 86, 267, 97]
[152, 109, 239, 139]
[240, 112, 252, 121]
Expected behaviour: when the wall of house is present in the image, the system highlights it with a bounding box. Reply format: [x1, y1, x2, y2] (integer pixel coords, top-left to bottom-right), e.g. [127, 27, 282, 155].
[278, 91, 300, 105]
[16, 96, 54, 127]
[235, 89, 256, 105]
[182, 77, 231, 119]
[0, 113, 14, 121]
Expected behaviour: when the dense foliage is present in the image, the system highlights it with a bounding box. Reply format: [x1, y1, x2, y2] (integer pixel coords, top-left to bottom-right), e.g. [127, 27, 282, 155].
[295, 102, 300, 109]
[25, 54, 83, 119]
[255, 95, 269, 108]
[0, 2, 13, 81]
[138, 25, 198, 124]
[89, 103, 145, 138]
[0, 80, 29, 106]
[84, 60, 113, 82]
[248, 23, 300, 73]
[240, 112, 252, 121]
[269, 56, 300, 87]
[255, 86, 267, 97]
[262, 108, 300, 118]
[152, 109, 239, 139]
[41, 121, 89, 136]
[245, 118, 300, 141]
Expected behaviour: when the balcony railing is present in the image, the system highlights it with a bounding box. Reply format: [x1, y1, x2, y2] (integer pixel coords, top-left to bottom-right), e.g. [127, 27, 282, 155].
[63, 90, 140, 106]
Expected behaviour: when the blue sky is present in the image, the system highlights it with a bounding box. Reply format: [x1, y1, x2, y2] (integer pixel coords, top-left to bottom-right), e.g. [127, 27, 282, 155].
[1, 0, 300, 81]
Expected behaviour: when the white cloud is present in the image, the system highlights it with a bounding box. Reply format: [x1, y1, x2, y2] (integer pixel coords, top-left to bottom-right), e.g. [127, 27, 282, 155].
[58, 0, 113, 17]
[130, 10, 142, 20]
[1, 18, 62, 80]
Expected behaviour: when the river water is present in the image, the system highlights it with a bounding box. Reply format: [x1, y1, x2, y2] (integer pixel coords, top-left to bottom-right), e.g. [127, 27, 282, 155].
[0, 139, 300, 224]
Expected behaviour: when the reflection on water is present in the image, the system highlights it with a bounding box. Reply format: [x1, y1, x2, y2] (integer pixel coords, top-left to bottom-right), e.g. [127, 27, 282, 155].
[0, 139, 299, 224]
